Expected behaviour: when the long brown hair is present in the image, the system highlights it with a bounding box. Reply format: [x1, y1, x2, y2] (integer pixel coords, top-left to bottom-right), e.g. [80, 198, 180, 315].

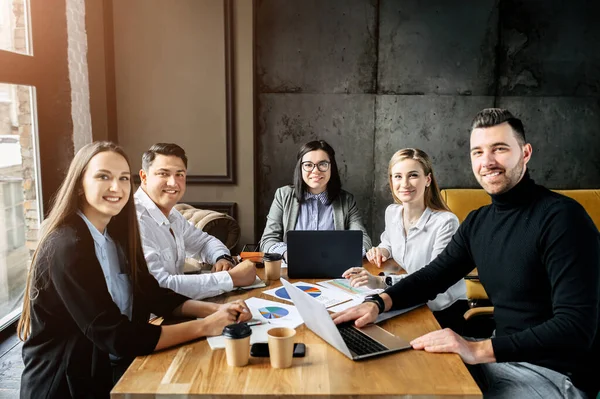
[18, 142, 145, 341]
[387, 148, 450, 212]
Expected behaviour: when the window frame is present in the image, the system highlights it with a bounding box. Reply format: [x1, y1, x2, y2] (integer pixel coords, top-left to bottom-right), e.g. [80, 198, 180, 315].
[0, 0, 73, 331]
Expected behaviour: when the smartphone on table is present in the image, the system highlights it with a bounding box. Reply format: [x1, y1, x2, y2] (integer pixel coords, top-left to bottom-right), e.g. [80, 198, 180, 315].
[250, 343, 306, 357]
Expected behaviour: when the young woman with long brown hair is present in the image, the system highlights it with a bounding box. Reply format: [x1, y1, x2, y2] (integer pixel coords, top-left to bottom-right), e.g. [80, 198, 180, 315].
[342, 148, 467, 332]
[18, 142, 250, 398]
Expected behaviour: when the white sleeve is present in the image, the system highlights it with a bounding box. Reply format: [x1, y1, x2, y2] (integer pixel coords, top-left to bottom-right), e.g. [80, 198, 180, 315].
[180, 215, 230, 264]
[139, 217, 233, 299]
[378, 206, 394, 257]
[430, 214, 460, 261]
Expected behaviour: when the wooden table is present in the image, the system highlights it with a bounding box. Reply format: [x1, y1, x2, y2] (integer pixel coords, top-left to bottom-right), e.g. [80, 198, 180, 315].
[112, 261, 482, 398]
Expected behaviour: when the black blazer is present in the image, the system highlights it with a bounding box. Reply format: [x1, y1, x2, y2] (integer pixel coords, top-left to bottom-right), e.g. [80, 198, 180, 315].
[20, 215, 189, 399]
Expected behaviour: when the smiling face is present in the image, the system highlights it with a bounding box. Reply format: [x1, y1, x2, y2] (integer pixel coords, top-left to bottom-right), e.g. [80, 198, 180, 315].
[391, 158, 431, 206]
[80, 151, 131, 231]
[301, 149, 331, 194]
[470, 122, 532, 195]
[140, 154, 187, 217]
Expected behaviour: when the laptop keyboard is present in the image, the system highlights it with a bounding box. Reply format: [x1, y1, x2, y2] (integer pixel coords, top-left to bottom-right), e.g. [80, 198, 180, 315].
[337, 322, 388, 356]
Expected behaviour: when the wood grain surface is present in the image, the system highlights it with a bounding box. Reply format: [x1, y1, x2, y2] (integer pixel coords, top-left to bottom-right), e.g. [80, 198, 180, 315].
[111, 260, 481, 398]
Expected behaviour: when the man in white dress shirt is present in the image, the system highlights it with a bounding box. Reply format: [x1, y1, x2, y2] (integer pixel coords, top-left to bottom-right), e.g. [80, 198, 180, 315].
[134, 143, 256, 299]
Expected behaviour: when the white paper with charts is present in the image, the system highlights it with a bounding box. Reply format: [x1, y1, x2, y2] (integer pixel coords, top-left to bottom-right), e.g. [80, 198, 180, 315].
[206, 297, 304, 350]
[317, 278, 384, 312]
[263, 281, 354, 308]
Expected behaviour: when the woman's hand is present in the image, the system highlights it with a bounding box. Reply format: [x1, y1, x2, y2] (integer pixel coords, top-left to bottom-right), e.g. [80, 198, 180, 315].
[365, 247, 390, 268]
[219, 300, 251, 323]
[201, 300, 251, 336]
[342, 267, 384, 289]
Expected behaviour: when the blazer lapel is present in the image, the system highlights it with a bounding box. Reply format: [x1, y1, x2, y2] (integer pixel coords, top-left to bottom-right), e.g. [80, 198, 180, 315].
[286, 197, 300, 235]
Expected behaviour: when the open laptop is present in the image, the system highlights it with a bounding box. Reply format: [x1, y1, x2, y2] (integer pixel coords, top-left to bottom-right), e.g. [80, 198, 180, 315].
[281, 278, 412, 360]
[287, 230, 362, 278]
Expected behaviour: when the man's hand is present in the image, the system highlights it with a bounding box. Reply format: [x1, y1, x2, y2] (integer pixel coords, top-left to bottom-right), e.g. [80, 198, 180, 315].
[213, 258, 235, 272]
[331, 302, 379, 328]
[228, 260, 257, 287]
[410, 329, 496, 364]
[366, 247, 390, 268]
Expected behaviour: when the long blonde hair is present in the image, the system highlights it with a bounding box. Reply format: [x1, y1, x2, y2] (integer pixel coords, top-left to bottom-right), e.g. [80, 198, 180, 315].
[388, 148, 450, 212]
[18, 142, 145, 341]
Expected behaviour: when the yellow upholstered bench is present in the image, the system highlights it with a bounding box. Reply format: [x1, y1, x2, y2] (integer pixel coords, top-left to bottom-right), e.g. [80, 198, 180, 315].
[440, 188, 600, 320]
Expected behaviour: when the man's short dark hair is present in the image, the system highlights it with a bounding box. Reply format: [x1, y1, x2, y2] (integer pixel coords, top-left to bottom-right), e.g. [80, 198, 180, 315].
[142, 143, 188, 171]
[471, 108, 527, 146]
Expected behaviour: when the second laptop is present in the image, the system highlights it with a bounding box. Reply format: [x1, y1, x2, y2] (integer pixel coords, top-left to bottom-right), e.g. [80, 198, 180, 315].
[286, 230, 363, 279]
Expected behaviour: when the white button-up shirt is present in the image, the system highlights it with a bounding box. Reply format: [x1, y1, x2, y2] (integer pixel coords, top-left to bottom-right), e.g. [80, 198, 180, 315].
[378, 205, 466, 311]
[134, 188, 233, 299]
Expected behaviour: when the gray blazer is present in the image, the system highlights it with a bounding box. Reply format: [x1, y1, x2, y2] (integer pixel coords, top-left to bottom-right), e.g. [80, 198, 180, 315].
[259, 185, 372, 253]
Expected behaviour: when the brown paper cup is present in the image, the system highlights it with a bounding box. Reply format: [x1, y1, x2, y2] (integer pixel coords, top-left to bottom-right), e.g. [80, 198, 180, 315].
[224, 335, 251, 367]
[264, 259, 282, 280]
[267, 327, 296, 368]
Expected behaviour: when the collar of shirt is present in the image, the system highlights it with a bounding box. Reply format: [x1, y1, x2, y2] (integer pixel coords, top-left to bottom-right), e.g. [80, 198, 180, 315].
[304, 190, 329, 205]
[134, 187, 178, 227]
[77, 210, 112, 246]
[400, 206, 433, 232]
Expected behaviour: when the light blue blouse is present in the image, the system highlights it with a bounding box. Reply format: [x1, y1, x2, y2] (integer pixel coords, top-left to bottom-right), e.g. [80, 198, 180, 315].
[270, 191, 334, 255]
[77, 211, 132, 320]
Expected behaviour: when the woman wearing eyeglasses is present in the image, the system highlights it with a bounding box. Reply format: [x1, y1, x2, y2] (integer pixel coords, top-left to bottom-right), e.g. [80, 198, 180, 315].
[260, 140, 372, 262]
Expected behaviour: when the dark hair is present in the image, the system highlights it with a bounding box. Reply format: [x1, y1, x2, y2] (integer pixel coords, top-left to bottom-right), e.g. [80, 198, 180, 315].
[19, 142, 146, 341]
[293, 140, 341, 204]
[142, 143, 188, 171]
[471, 108, 527, 146]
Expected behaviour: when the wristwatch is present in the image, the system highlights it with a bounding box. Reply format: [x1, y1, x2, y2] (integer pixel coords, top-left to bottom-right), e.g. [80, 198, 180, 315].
[363, 294, 385, 314]
[385, 276, 394, 287]
[215, 254, 235, 264]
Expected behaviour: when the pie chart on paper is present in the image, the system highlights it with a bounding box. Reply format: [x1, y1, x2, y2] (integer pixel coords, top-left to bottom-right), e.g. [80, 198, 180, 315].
[275, 286, 321, 300]
[258, 306, 289, 319]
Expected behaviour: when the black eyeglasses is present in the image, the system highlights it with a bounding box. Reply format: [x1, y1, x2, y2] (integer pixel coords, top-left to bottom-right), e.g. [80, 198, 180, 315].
[301, 161, 331, 172]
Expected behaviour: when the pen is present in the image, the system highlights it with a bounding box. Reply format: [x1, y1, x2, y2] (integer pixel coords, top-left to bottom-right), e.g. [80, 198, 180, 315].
[247, 320, 265, 326]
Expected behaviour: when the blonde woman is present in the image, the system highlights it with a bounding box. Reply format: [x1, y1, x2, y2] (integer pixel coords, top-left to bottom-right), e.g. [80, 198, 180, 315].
[342, 148, 467, 332]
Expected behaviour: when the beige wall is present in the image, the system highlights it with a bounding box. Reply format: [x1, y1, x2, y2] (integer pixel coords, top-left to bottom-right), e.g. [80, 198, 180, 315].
[182, 0, 255, 249]
[88, 0, 255, 249]
[113, 0, 228, 177]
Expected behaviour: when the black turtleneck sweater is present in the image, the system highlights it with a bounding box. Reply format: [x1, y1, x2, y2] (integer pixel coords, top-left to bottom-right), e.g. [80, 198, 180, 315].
[385, 172, 600, 394]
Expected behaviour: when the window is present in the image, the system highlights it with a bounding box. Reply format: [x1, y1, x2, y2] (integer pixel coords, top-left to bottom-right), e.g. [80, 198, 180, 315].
[0, 0, 73, 331]
[0, 84, 40, 329]
[0, 0, 32, 55]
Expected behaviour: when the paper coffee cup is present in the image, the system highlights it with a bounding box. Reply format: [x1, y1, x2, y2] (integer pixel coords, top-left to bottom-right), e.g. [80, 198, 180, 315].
[267, 327, 296, 368]
[263, 253, 283, 280]
[223, 323, 252, 367]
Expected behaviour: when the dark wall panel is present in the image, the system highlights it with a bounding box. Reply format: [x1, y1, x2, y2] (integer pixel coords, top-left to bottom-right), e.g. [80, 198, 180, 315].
[257, 0, 377, 94]
[378, 0, 498, 95]
[496, 97, 600, 188]
[499, 0, 600, 96]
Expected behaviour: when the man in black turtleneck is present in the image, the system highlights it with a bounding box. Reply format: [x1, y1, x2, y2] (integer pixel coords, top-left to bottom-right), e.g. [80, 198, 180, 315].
[333, 109, 599, 398]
